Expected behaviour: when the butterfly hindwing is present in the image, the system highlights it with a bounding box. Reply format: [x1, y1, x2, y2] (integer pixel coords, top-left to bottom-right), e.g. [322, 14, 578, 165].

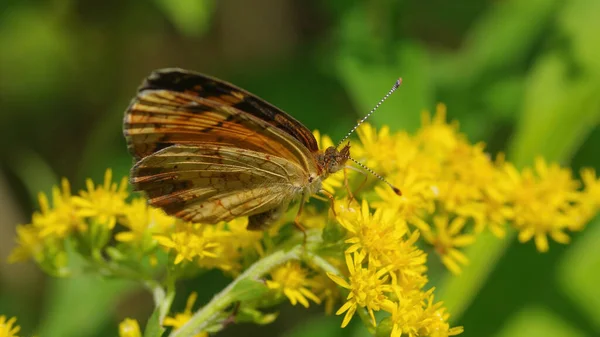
[131, 144, 306, 224]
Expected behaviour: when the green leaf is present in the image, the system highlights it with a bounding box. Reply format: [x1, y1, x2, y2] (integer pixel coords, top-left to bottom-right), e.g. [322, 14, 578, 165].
[436, 231, 511, 319]
[558, 216, 600, 331]
[494, 306, 587, 337]
[228, 278, 270, 302]
[509, 52, 600, 165]
[559, 0, 600, 75]
[432, 0, 560, 87]
[236, 307, 278, 325]
[37, 276, 134, 337]
[144, 304, 166, 337]
[481, 75, 525, 120]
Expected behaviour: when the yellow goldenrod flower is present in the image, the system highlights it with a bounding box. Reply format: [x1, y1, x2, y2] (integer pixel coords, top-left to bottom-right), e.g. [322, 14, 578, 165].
[33, 178, 86, 239]
[71, 169, 128, 230]
[163, 292, 208, 337]
[8, 224, 44, 263]
[416, 104, 461, 158]
[298, 205, 331, 230]
[310, 273, 340, 315]
[197, 217, 263, 275]
[422, 215, 476, 275]
[581, 168, 600, 205]
[382, 286, 463, 337]
[574, 168, 600, 229]
[354, 124, 415, 175]
[435, 143, 494, 219]
[118, 318, 141, 337]
[116, 198, 175, 244]
[373, 168, 436, 227]
[470, 159, 515, 238]
[385, 288, 429, 337]
[327, 252, 394, 328]
[154, 222, 219, 265]
[504, 158, 581, 252]
[337, 200, 408, 262]
[266, 261, 321, 308]
[9, 178, 83, 264]
[336, 200, 426, 275]
[421, 294, 464, 337]
[0, 315, 21, 337]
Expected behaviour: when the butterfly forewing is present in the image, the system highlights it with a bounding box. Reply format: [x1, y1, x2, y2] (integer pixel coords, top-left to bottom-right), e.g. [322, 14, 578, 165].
[125, 90, 311, 168]
[133, 68, 318, 152]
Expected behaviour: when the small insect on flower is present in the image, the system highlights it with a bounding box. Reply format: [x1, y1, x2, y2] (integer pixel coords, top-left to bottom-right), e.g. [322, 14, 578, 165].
[123, 68, 401, 231]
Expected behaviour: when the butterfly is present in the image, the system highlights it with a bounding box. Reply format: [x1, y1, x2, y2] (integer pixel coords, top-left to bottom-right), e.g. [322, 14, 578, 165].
[123, 68, 400, 230]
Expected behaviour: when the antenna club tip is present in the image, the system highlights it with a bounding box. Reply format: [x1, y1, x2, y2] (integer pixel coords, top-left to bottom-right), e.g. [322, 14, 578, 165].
[394, 78, 403, 88]
[392, 186, 402, 196]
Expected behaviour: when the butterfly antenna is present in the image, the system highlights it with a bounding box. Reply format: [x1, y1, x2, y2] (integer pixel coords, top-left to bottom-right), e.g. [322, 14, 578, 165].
[337, 77, 403, 148]
[348, 157, 402, 196]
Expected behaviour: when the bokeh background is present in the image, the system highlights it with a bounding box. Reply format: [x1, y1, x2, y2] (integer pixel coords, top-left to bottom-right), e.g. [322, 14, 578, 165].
[1, 0, 599, 336]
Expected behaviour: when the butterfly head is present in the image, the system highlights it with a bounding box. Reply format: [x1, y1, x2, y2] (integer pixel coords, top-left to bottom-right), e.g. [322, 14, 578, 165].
[320, 143, 350, 175]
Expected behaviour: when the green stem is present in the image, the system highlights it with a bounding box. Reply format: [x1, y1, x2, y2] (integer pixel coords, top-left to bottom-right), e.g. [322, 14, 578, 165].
[169, 245, 304, 337]
[89, 251, 161, 289]
[307, 252, 340, 275]
[154, 276, 176, 323]
[356, 307, 376, 332]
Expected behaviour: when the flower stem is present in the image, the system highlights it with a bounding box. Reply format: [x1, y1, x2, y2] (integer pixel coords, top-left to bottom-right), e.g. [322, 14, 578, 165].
[154, 276, 176, 323]
[169, 245, 304, 337]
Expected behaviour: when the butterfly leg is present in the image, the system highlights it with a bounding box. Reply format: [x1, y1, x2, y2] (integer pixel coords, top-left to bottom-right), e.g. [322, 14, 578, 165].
[222, 301, 241, 327]
[320, 190, 337, 217]
[345, 166, 369, 207]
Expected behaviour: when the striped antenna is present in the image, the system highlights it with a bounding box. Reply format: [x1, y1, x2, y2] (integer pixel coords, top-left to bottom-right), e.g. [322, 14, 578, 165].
[337, 78, 402, 148]
[348, 156, 402, 196]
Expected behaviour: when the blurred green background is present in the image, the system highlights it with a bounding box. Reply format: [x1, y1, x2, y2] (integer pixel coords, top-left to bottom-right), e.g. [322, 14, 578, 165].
[1, 0, 599, 336]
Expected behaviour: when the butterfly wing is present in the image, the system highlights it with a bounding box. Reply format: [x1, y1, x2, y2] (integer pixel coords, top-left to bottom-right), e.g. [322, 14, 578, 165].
[124, 69, 319, 172]
[131, 144, 307, 224]
[138, 68, 319, 152]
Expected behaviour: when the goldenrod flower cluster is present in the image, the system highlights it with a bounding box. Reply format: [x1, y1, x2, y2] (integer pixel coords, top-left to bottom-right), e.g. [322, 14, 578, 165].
[8, 104, 599, 337]
[355, 104, 600, 272]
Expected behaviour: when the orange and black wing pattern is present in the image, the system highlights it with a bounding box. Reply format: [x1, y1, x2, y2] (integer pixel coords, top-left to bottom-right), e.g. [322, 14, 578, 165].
[123, 68, 319, 171]
[123, 69, 323, 225]
[124, 68, 318, 155]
